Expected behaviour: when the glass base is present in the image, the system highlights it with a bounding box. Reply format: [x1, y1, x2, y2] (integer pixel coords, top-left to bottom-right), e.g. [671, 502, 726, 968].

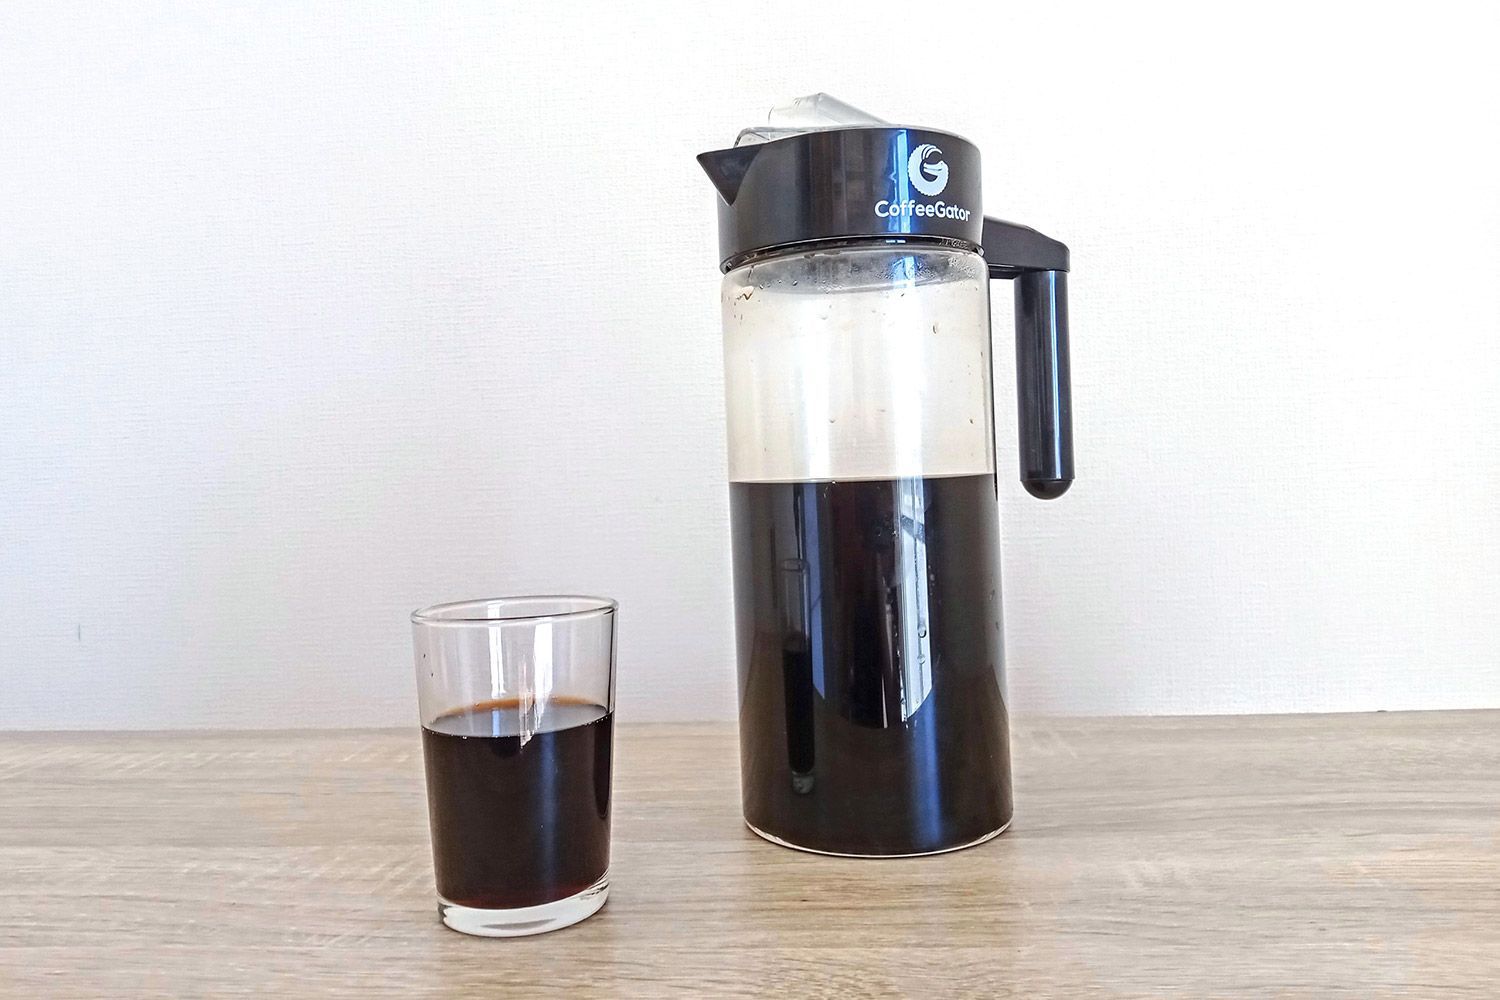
[745, 819, 1011, 858]
[437, 874, 609, 938]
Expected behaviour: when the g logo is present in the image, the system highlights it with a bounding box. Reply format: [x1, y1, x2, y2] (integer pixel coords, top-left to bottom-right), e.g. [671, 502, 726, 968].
[908, 143, 949, 197]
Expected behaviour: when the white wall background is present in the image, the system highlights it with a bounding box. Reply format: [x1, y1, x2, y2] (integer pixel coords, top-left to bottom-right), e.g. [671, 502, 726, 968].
[3, 1, 1498, 730]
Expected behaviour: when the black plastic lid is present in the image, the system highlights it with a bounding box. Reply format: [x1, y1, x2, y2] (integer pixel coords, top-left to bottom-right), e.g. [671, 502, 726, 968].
[698, 127, 983, 271]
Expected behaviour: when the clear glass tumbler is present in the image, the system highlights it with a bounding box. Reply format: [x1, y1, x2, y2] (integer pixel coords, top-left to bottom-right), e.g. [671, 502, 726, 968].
[412, 596, 617, 937]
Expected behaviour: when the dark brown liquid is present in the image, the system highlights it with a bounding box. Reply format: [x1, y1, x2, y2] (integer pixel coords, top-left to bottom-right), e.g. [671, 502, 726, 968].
[422, 699, 612, 909]
[730, 473, 1012, 855]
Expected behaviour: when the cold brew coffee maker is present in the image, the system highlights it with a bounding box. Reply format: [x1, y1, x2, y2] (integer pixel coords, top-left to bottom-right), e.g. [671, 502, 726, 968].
[699, 96, 1074, 856]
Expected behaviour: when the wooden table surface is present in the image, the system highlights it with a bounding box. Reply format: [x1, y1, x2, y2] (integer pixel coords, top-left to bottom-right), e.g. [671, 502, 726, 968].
[1, 712, 1496, 998]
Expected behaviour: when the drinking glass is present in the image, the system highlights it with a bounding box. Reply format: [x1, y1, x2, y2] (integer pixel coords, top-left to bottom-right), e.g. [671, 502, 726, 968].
[412, 596, 617, 937]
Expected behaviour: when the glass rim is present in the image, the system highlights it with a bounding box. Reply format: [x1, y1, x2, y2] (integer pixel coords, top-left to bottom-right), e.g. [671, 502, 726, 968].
[411, 595, 618, 628]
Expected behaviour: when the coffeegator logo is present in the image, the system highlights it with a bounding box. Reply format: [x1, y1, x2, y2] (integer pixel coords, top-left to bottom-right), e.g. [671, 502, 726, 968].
[908, 143, 949, 197]
[874, 139, 971, 222]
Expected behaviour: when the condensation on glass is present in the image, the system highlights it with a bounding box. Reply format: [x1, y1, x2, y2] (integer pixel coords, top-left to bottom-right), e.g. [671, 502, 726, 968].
[721, 245, 995, 484]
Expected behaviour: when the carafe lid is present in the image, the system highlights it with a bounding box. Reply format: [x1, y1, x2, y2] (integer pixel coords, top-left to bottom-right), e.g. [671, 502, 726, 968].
[698, 95, 983, 271]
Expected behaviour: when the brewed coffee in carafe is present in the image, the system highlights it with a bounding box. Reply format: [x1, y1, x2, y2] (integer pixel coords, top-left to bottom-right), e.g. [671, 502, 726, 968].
[700, 96, 1074, 856]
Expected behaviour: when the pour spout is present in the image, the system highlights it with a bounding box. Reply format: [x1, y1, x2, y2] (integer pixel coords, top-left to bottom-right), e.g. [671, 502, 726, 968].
[696, 145, 761, 204]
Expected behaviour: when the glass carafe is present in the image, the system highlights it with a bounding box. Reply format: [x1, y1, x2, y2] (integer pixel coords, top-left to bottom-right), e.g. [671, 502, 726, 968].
[701, 98, 1074, 856]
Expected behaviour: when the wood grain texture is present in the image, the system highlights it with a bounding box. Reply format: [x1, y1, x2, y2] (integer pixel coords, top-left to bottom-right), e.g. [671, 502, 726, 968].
[1, 712, 1497, 998]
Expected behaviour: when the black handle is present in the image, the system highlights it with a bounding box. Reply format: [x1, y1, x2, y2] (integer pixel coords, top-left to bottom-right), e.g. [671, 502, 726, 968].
[1014, 270, 1073, 498]
[981, 218, 1074, 500]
